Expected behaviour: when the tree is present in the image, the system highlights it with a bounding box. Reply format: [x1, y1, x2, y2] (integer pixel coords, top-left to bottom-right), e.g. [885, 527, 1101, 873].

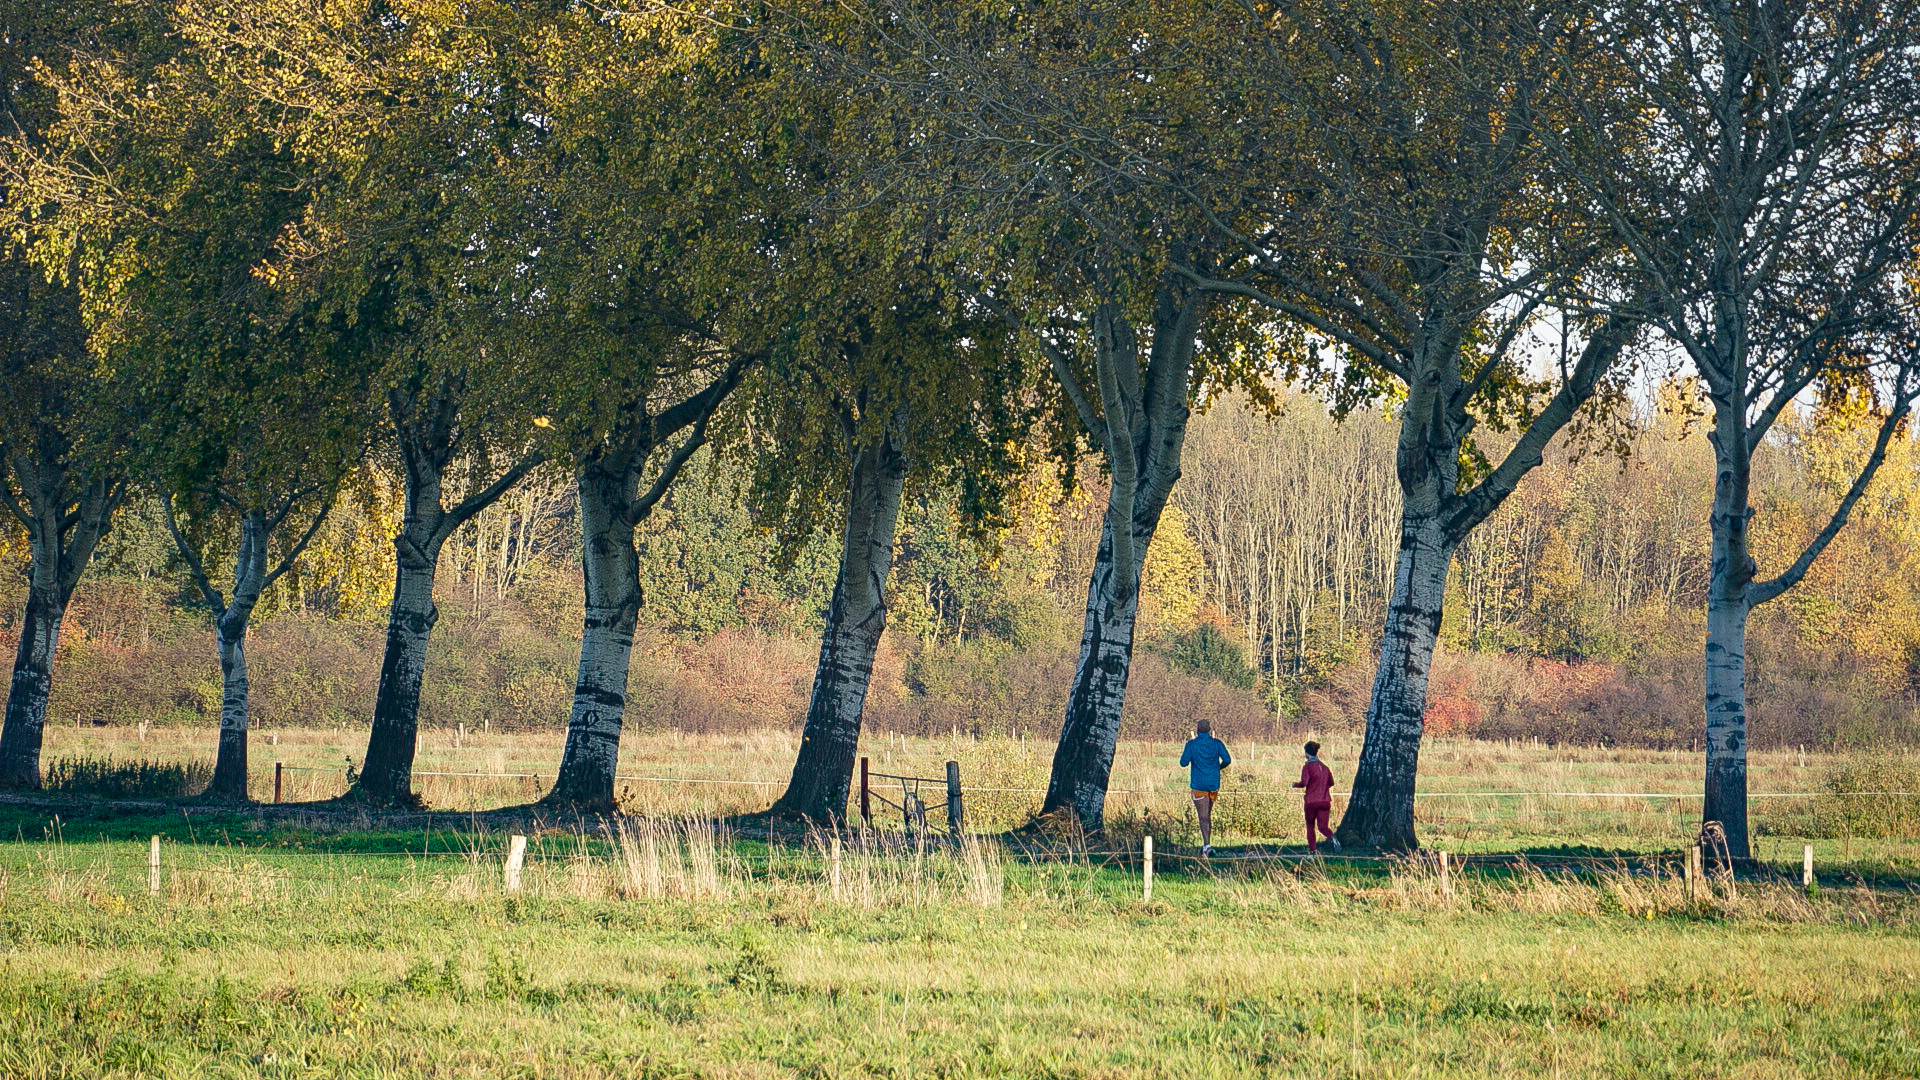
[761, 276, 1029, 824]
[0, 269, 120, 790]
[167, 0, 557, 804]
[10, 0, 381, 801]
[482, 2, 802, 809]
[810, 0, 1281, 827]
[1549, 0, 1920, 857]
[1174, 0, 1647, 848]
[0, 0, 143, 789]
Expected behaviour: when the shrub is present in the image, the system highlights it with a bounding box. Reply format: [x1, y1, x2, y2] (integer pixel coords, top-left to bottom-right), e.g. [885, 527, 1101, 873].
[1162, 622, 1257, 691]
[42, 755, 212, 798]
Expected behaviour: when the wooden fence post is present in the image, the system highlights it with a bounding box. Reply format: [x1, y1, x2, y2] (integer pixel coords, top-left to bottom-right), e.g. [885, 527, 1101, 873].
[946, 760, 964, 836]
[273, 762, 283, 805]
[859, 757, 872, 836]
[1439, 850, 1452, 896]
[149, 835, 161, 896]
[1142, 836, 1154, 902]
[505, 835, 528, 892]
[1802, 844, 1814, 888]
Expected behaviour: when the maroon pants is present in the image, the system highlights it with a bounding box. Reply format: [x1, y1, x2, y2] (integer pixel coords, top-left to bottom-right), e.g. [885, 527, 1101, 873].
[1305, 803, 1333, 850]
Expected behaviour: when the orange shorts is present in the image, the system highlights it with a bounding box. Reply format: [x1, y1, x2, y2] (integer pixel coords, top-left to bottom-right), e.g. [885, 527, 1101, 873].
[1191, 790, 1219, 802]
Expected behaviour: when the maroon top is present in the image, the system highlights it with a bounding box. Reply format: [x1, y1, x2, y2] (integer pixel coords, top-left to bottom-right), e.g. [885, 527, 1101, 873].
[1297, 759, 1334, 807]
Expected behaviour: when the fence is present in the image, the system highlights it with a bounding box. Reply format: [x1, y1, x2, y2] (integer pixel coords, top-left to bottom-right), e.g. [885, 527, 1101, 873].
[59, 755, 1920, 848]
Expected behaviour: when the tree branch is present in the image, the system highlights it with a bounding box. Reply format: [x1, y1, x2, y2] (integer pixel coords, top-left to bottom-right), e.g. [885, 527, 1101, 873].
[261, 496, 336, 591]
[161, 495, 228, 615]
[1751, 383, 1916, 606]
[441, 450, 546, 538]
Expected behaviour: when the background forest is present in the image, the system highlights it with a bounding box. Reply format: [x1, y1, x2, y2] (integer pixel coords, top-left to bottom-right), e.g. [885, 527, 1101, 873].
[10, 379, 1916, 754]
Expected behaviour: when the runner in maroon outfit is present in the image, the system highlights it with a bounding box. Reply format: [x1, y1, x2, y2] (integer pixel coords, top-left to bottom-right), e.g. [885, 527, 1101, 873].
[1293, 741, 1341, 853]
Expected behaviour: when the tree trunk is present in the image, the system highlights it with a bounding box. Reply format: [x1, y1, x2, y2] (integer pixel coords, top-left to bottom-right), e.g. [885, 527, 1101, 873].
[1701, 430, 1755, 859]
[358, 530, 442, 806]
[1703, 588, 1750, 857]
[1041, 516, 1153, 826]
[773, 428, 909, 822]
[546, 462, 643, 809]
[1031, 282, 1204, 830]
[1336, 512, 1454, 850]
[209, 614, 252, 800]
[0, 586, 65, 789]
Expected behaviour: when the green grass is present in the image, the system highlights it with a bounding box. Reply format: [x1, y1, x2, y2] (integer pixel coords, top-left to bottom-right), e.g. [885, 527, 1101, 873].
[2, 809, 1917, 1079]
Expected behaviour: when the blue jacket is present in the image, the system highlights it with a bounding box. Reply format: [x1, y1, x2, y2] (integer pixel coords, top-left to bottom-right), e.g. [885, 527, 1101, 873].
[1180, 734, 1232, 791]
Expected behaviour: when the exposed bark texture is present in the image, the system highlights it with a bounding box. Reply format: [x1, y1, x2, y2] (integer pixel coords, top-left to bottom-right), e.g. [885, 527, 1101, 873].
[1340, 513, 1455, 848]
[166, 501, 331, 801]
[1035, 281, 1207, 828]
[356, 387, 542, 806]
[772, 423, 909, 822]
[547, 459, 642, 809]
[0, 455, 121, 790]
[1693, 383, 1913, 858]
[1333, 316, 1640, 850]
[545, 356, 748, 809]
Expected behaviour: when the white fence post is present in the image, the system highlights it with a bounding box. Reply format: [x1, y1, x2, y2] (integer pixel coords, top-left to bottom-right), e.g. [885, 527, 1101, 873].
[505, 834, 528, 892]
[148, 835, 161, 896]
[1142, 836, 1154, 902]
[1802, 844, 1814, 888]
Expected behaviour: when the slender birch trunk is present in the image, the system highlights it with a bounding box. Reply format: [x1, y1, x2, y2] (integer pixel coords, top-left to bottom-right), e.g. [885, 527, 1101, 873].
[1698, 404, 1758, 858]
[773, 427, 909, 822]
[0, 586, 65, 789]
[1042, 512, 1161, 823]
[353, 385, 544, 807]
[1337, 512, 1454, 848]
[358, 523, 447, 804]
[1332, 316, 1640, 850]
[1035, 283, 1205, 828]
[211, 610, 253, 799]
[0, 461, 120, 791]
[542, 354, 747, 809]
[547, 459, 642, 808]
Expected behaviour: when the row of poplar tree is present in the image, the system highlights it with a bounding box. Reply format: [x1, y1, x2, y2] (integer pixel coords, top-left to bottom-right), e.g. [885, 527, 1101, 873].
[6, 0, 1920, 857]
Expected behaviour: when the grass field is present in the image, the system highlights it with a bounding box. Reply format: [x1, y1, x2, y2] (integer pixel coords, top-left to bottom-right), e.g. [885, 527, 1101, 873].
[24, 722, 1920, 873]
[1, 805, 1917, 1079]
[5, 724, 1920, 1077]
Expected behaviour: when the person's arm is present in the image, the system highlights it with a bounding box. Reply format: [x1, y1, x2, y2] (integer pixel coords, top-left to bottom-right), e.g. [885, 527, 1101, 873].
[1219, 743, 1231, 768]
[1294, 762, 1307, 788]
[1180, 742, 1193, 768]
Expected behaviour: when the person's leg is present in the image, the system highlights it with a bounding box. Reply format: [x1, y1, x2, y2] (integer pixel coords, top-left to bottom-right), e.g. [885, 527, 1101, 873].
[1194, 796, 1213, 850]
[1304, 803, 1318, 852]
[1312, 805, 1333, 842]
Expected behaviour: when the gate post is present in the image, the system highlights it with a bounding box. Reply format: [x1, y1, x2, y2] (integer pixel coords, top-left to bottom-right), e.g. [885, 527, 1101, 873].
[946, 760, 964, 836]
[859, 757, 872, 834]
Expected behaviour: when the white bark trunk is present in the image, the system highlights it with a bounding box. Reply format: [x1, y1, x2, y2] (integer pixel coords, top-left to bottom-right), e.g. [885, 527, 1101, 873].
[1337, 512, 1453, 849]
[1042, 515, 1153, 824]
[0, 587, 63, 789]
[359, 533, 442, 805]
[0, 459, 118, 790]
[211, 617, 251, 799]
[548, 461, 641, 809]
[774, 428, 909, 822]
[1702, 422, 1756, 858]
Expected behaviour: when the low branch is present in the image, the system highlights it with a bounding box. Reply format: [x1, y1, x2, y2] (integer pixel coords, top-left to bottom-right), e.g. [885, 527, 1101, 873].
[161, 495, 228, 615]
[1751, 379, 1917, 607]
